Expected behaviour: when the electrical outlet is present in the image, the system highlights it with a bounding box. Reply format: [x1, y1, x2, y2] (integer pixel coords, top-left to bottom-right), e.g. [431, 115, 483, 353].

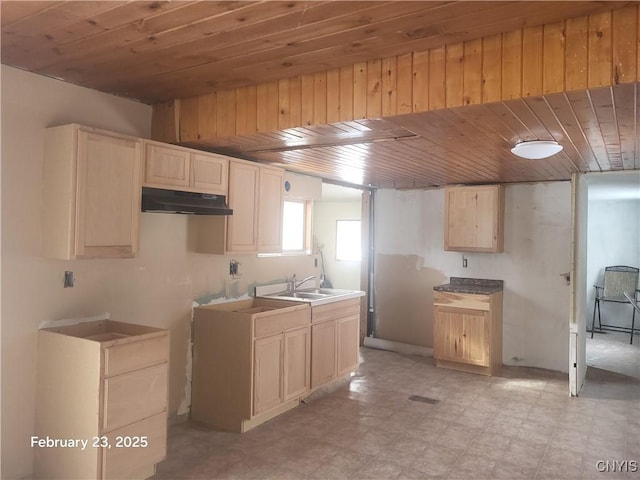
[64, 271, 74, 288]
[229, 260, 239, 276]
[462, 257, 468, 268]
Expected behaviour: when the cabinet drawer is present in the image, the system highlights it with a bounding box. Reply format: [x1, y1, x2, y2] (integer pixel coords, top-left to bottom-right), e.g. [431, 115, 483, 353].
[254, 308, 310, 338]
[101, 412, 167, 480]
[433, 291, 491, 311]
[312, 298, 361, 324]
[103, 363, 167, 432]
[104, 334, 169, 377]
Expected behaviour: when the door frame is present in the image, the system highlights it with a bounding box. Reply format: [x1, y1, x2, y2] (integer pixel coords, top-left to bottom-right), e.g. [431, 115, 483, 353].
[569, 173, 589, 396]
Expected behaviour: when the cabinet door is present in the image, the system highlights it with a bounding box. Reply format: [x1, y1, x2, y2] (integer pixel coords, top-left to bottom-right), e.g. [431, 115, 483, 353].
[337, 315, 360, 376]
[283, 327, 311, 400]
[227, 161, 259, 253]
[258, 166, 284, 253]
[444, 185, 503, 252]
[75, 130, 141, 258]
[311, 321, 337, 388]
[192, 153, 228, 195]
[144, 143, 190, 189]
[253, 335, 283, 415]
[434, 307, 490, 367]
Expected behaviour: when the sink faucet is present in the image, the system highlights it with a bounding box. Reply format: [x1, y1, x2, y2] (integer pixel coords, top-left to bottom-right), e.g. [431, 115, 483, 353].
[291, 274, 319, 291]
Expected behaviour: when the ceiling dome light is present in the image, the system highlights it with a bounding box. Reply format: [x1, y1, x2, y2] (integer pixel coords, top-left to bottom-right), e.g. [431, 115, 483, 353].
[511, 140, 563, 159]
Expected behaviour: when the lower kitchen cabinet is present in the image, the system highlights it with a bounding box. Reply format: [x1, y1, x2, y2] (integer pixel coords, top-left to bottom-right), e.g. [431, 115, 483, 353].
[35, 320, 169, 479]
[311, 298, 361, 389]
[433, 290, 503, 376]
[283, 327, 312, 400]
[192, 299, 311, 432]
[311, 320, 338, 388]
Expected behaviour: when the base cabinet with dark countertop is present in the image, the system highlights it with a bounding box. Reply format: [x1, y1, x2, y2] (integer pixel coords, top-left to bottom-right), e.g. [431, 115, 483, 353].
[433, 278, 503, 376]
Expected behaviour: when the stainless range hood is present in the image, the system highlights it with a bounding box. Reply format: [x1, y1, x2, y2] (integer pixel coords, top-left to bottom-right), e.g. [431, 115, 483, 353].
[141, 187, 233, 215]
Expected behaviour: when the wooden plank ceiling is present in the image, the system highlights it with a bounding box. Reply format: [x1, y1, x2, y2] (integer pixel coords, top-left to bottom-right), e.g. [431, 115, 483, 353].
[2, 1, 638, 188]
[189, 83, 639, 188]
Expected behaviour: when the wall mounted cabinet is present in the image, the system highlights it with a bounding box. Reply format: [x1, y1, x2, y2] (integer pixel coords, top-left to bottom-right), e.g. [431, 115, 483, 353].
[43, 124, 142, 259]
[196, 159, 284, 255]
[444, 185, 504, 253]
[35, 320, 169, 479]
[143, 140, 228, 195]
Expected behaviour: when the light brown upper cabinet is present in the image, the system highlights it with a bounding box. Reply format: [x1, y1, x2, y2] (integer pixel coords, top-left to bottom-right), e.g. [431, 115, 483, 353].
[258, 166, 284, 252]
[227, 159, 260, 253]
[444, 185, 504, 253]
[143, 141, 228, 195]
[197, 159, 284, 255]
[43, 124, 142, 259]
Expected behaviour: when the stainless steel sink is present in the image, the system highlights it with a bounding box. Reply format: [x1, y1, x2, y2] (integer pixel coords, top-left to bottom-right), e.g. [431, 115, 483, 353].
[285, 291, 327, 299]
[256, 285, 365, 305]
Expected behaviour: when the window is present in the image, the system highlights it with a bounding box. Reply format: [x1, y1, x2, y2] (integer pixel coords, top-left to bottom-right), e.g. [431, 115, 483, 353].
[336, 220, 361, 261]
[282, 200, 307, 252]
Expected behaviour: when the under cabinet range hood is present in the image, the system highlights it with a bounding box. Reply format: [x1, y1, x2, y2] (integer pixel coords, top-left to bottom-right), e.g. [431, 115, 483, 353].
[141, 187, 233, 215]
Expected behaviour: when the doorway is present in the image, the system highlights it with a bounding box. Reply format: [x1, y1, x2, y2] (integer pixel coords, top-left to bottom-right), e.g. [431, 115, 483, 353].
[571, 171, 640, 395]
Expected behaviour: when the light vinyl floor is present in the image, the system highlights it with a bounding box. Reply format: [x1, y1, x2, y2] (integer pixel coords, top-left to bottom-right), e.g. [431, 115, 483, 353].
[153, 347, 640, 480]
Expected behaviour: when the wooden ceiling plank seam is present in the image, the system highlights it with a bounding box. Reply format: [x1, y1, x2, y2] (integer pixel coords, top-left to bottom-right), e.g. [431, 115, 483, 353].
[392, 117, 512, 180]
[612, 4, 638, 85]
[2, 1, 202, 71]
[444, 104, 538, 181]
[134, 4, 632, 103]
[589, 87, 625, 170]
[0, 1, 63, 28]
[463, 37, 483, 106]
[588, 10, 613, 89]
[543, 21, 566, 95]
[542, 92, 601, 172]
[523, 96, 582, 173]
[377, 140, 489, 184]
[339, 64, 355, 122]
[423, 108, 516, 176]
[566, 89, 610, 171]
[610, 83, 637, 170]
[522, 25, 544, 97]
[326, 68, 341, 125]
[0, 1, 182, 65]
[26, 2, 291, 72]
[565, 15, 589, 92]
[100, 3, 624, 102]
[66, 1, 428, 92]
[501, 29, 522, 100]
[381, 117, 488, 177]
[383, 120, 501, 181]
[489, 100, 565, 179]
[381, 56, 397, 117]
[482, 33, 502, 104]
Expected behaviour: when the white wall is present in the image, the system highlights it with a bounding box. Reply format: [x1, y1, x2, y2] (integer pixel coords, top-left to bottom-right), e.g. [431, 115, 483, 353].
[313, 200, 362, 290]
[0, 66, 319, 479]
[374, 182, 572, 372]
[586, 198, 640, 329]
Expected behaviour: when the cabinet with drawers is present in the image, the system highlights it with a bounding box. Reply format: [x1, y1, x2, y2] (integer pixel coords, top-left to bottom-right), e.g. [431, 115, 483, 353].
[35, 320, 169, 479]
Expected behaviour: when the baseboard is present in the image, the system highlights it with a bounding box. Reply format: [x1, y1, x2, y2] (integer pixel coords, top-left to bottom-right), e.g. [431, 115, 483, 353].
[363, 337, 433, 357]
